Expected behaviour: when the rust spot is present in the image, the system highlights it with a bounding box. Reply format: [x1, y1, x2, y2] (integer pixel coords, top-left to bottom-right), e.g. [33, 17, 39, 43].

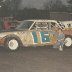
[63, 29, 72, 35]
[0, 37, 5, 45]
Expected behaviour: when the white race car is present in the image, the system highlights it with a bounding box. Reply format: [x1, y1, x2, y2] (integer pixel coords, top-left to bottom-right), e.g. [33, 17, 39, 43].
[0, 20, 71, 51]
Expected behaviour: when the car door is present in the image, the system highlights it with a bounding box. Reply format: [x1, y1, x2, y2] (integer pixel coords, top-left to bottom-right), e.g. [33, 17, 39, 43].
[29, 21, 57, 46]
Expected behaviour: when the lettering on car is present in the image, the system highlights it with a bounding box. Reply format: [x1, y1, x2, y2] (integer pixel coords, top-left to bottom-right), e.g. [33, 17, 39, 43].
[32, 31, 50, 44]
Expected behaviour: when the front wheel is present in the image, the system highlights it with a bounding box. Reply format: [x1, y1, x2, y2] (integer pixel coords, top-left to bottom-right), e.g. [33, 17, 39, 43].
[64, 36, 72, 48]
[5, 38, 19, 51]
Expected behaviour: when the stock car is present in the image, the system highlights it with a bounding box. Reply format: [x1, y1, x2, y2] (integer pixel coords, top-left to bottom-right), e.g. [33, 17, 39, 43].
[61, 21, 72, 47]
[0, 20, 71, 51]
[61, 21, 72, 28]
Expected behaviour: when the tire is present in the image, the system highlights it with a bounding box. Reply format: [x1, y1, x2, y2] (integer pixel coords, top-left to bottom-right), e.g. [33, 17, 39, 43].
[64, 35, 72, 48]
[5, 37, 20, 51]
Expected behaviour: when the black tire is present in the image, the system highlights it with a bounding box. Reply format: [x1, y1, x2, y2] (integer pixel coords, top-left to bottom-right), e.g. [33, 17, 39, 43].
[64, 35, 72, 48]
[4, 37, 20, 51]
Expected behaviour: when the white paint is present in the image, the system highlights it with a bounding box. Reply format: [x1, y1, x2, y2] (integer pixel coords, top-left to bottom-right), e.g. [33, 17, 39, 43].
[8, 39, 19, 50]
[0, 34, 7, 37]
[59, 46, 63, 51]
[65, 37, 72, 47]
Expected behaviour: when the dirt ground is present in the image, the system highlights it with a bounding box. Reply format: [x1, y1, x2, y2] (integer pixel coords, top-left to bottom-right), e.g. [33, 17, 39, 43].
[0, 46, 72, 72]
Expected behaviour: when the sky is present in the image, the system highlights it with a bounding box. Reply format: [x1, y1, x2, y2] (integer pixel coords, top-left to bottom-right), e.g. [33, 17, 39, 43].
[19, 0, 68, 9]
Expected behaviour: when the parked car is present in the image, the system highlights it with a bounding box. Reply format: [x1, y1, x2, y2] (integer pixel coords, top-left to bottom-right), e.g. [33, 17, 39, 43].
[0, 20, 71, 51]
[61, 21, 72, 28]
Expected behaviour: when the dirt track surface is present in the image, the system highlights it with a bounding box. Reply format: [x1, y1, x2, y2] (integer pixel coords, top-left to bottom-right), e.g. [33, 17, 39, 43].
[0, 46, 72, 72]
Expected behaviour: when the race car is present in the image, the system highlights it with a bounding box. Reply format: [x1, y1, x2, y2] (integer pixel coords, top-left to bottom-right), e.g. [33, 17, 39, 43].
[61, 21, 72, 48]
[61, 21, 72, 28]
[0, 20, 71, 51]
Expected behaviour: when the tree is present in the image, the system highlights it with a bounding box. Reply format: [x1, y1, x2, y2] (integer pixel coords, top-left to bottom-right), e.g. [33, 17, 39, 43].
[8, 0, 21, 16]
[0, 0, 21, 17]
[67, 0, 72, 12]
[68, 0, 72, 4]
[43, 0, 67, 12]
[0, 0, 10, 16]
[43, 0, 54, 11]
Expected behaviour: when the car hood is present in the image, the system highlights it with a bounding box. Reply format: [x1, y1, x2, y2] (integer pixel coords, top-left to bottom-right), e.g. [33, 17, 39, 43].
[0, 29, 27, 38]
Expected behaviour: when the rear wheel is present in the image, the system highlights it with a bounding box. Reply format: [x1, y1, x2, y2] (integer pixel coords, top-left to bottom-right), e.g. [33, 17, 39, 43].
[64, 36, 72, 48]
[5, 37, 19, 51]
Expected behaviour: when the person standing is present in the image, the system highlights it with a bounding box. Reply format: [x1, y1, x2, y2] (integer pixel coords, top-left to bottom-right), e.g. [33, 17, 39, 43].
[53, 28, 65, 51]
[3, 17, 11, 30]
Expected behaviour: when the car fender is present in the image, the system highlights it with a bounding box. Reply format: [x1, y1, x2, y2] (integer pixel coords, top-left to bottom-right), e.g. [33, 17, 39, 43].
[4, 34, 23, 46]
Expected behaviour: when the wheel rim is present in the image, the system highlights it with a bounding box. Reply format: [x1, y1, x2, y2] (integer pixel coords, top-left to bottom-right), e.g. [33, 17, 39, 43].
[8, 39, 19, 50]
[65, 37, 72, 47]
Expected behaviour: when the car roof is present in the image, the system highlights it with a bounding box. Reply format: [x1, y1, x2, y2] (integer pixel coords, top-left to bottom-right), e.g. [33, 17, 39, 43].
[24, 19, 58, 23]
[61, 21, 72, 24]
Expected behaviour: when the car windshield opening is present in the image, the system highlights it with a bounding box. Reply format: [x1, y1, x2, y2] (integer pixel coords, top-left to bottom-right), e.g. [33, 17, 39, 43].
[16, 21, 33, 30]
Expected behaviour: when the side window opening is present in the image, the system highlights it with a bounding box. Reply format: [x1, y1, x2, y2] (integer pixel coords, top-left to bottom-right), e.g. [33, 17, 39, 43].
[31, 23, 36, 30]
[67, 24, 71, 28]
[50, 22, 58, 31]
[35, 22, 49, 30]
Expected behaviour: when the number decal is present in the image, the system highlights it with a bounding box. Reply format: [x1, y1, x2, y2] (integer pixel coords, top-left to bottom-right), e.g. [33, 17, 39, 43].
[32, 31, 50, 44]
[40, 32, 50, 43]
[32, 32, 38, 43]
